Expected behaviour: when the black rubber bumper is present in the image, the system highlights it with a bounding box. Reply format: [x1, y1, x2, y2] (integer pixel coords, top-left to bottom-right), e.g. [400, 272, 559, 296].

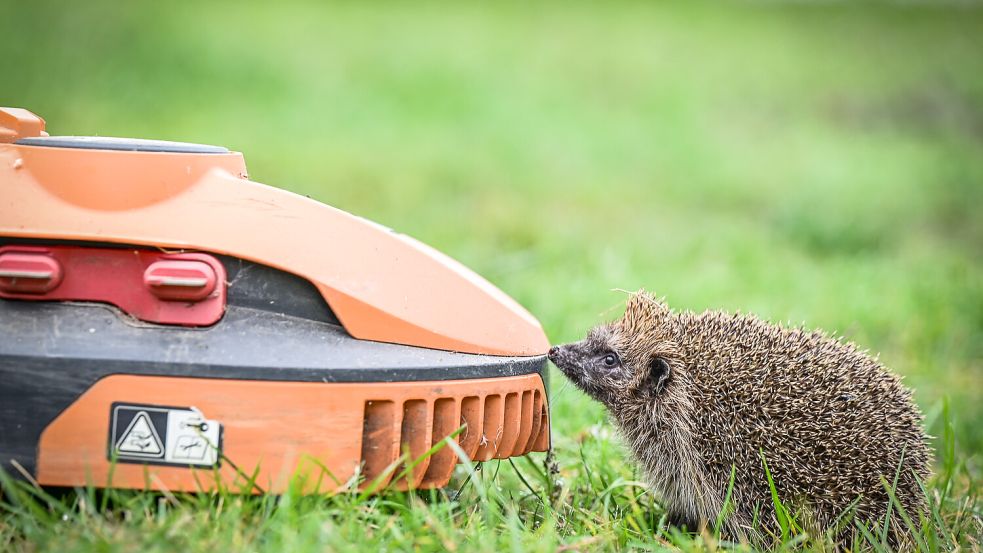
[0, 300, 547, 382]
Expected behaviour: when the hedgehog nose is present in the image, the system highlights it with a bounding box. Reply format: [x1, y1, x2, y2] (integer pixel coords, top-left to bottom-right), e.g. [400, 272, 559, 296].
[548, 346, 559, 359]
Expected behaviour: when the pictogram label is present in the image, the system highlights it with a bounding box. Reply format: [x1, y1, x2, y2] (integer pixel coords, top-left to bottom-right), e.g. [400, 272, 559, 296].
[115, 411, 164, 457]
[109, 403, 222, 467]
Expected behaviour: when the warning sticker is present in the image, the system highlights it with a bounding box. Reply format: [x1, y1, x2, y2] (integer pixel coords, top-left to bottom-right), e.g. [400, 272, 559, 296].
[109, 403, 222, 467]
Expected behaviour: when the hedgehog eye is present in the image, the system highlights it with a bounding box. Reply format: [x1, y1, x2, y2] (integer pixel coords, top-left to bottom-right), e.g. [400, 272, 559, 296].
[602, 353, 620, 368]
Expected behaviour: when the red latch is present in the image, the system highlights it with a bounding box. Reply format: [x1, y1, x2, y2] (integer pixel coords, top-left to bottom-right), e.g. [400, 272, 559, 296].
[0, 245, 226, 327]
[144, 260, 217, 301]
[0, 251, 63, 294]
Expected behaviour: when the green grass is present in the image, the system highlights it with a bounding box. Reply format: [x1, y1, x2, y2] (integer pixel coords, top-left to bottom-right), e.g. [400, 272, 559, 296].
[2, 0, 982, 550]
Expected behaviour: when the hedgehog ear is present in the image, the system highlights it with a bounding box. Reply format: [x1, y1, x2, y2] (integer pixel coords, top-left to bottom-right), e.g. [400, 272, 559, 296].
[649, 356, 671, 393]
[628, 354, 672, 396]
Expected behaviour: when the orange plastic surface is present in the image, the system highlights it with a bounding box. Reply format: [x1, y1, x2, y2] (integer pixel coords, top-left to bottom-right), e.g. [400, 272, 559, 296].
[0, 108, 46, 143]
[0, 112, 549, 356]
[36, 373, 550, 493]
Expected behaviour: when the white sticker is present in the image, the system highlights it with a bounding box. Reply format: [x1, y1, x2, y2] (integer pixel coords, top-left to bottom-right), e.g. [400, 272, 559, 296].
[109, 403, 222, 467]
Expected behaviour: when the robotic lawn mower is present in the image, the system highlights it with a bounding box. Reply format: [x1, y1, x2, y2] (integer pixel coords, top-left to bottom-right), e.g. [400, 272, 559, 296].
[0, 107, 550, 494]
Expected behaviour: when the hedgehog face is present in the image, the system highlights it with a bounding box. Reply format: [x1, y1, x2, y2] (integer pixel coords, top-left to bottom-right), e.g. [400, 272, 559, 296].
[549, 292, 682, 409]
[548, 324, 631, 405]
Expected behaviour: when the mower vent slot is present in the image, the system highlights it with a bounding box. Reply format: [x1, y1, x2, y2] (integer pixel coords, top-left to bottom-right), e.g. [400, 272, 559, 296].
[532, 401, 550, 451]
[358, 388, 550, 491]
[496, 393, 521, 459]
[474, 395, 503, 461]
[359, 400, 398, 488]
[528, 391, 544, 454]
[515, 391, 534, 455]
[458, 396, 482, 460]
[420, 398, 460, 487]
[393, 399, 430, 488]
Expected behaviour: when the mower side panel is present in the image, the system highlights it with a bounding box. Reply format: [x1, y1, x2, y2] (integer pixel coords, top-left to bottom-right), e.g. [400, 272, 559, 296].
[34, 374, 549, 493]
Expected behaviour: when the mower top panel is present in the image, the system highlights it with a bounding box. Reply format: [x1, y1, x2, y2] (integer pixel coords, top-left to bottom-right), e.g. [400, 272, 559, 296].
[0, 107, 550, 357]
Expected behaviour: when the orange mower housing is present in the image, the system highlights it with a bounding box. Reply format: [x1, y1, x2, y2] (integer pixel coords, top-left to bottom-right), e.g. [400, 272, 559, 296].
[0, 107, 550, 494]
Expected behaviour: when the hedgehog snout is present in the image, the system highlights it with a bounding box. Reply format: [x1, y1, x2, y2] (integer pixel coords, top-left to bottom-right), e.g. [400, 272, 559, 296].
[547, 344, 567, 367]
[547, 343, 578, 373]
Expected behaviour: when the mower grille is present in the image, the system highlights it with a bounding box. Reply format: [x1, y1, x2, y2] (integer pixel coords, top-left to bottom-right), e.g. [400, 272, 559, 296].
[28, 373, 549, 494]
[360, 388, 549, 490]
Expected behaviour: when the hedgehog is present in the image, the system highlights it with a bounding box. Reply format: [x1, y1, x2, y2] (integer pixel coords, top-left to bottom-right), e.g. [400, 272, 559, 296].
[548, 292, 932, 545]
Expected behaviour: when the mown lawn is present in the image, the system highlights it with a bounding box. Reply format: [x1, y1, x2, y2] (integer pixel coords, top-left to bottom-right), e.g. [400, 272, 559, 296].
[1, 0, 981, 550]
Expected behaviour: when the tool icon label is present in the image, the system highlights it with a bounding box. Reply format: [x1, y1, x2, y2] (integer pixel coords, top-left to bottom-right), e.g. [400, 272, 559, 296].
[109, 403, 222, 467]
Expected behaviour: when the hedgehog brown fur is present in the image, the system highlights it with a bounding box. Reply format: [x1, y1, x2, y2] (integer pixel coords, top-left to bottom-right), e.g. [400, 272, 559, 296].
[548, 292, 932, 544]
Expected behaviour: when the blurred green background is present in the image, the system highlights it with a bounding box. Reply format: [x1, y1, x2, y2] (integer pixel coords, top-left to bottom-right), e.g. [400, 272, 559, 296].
[3, 0, 981, 496]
